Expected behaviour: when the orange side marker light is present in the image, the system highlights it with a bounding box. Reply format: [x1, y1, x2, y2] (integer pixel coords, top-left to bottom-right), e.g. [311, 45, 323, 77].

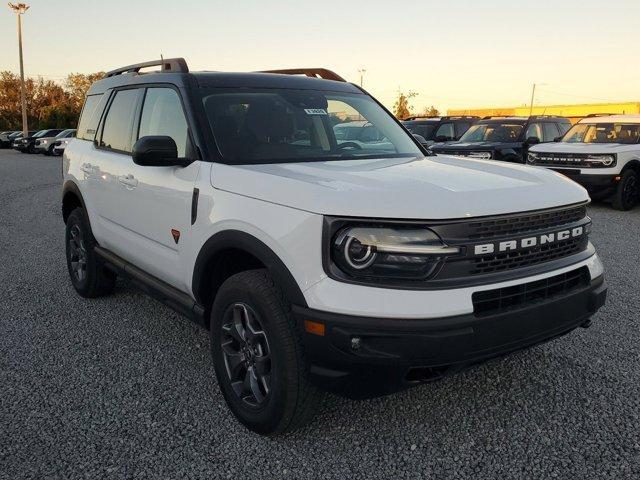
[304, 320, 325, 336]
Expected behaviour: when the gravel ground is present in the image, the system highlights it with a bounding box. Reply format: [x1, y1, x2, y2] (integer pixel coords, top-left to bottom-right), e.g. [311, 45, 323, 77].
[0, 148, 638, 479]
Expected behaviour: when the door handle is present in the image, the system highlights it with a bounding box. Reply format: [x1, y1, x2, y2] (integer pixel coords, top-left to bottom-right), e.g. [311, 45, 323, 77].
[118, 174, 138, 188]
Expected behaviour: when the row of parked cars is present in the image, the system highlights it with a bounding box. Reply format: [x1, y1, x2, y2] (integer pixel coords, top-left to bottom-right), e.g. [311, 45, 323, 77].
[0, 128, 76, 156]
[400, 114, 640, 211]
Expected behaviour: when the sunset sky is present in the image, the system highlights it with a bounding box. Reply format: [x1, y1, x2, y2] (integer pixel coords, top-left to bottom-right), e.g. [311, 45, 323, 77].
[1, 0, 638, 113]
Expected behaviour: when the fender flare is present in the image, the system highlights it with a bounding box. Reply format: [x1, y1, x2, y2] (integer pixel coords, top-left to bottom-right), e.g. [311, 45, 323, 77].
[191, 230, 308, 308]
[61, 180, 87, 222]
[621, 158, 640, 173]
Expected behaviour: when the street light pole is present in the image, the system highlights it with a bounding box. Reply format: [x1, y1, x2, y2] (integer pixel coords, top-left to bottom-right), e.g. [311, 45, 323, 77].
[358, 68, 366, 88]
[8, 3, 30, 137]
[528, 82, 547, 116]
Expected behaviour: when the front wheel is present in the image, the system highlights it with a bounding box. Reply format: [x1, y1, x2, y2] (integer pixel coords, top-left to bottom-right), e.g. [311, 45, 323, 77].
[612, 170, 639, 211]
[210, 269, 323, 435]
[65, 208, 116, 297]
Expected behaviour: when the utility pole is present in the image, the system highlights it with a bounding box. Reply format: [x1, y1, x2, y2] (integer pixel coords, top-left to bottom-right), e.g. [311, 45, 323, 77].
[8, 3, 30, 137]
[528, 83, 546, 116]
[358, 67, 366, 88]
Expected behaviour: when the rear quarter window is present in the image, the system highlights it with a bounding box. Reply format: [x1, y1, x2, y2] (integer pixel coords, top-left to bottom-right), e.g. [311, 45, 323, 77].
[77, 94, 105, 141]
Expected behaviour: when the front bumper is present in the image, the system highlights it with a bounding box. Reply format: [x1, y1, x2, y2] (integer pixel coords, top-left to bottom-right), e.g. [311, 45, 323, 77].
[295, 275, 606, 398]
[551, 170, 618, 195]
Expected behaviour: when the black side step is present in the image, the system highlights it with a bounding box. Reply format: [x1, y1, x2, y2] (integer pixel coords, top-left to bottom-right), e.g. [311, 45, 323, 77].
[95, 246, 206, 326]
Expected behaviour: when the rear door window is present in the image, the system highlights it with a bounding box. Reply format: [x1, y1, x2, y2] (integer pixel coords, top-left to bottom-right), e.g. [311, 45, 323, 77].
[100, 89, 140, 152]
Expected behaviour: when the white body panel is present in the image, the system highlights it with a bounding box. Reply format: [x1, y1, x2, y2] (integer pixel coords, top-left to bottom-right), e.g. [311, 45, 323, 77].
[529, 141, 640, 176]
[64, 138, 600, 321]
[210, 155, 588, 219]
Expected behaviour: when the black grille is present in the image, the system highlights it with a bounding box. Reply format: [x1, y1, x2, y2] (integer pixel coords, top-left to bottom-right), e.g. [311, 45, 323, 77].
[472, 267, 589, 316]
[529, 153, 612, 169]
[466, 205, 587, 240]
[470, 236, 586, 275]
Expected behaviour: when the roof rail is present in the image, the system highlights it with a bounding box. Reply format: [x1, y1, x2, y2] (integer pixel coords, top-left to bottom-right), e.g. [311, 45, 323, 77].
[529, 115, 567, 119]
[258, 68, 346, 82]
[404, 115, 479, 121]
[105, 58, 189, 78]
[585, 113, 615, 118]
[481, 115, 524, 119]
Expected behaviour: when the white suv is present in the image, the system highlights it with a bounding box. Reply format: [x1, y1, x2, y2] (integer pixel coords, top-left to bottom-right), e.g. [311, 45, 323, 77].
[62, 58, 607, 435]
[528, 114, 640, 210]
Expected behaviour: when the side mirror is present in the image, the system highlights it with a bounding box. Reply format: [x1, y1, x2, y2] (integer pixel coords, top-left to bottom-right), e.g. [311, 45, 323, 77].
[434, 135, 453, 143]
[553, 136, 563, 142]
[132, 135, 185, 167]
[412, 133, 427, 144]
[525, 136, 540, 145]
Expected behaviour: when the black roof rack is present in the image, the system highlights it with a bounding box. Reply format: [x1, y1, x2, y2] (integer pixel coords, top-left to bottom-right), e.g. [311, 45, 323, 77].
[585, 113, 615, 118]
[105, 58, 189, 78]
[529, 115, 568, 120]
[481, 115, 525, 120]
[404, 115, 479, 121]
[257, 68, 346, 82]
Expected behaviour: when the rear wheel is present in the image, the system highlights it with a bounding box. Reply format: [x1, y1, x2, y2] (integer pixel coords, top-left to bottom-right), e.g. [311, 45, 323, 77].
[65, 208, 116, 297]
[612, 170, 639, 211]
[210, 269, 323, 435]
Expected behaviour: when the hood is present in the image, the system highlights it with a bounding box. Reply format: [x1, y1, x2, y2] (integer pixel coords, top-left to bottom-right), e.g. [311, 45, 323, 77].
[211, 156, 588, 219]
[433, 141, 520, 151]
[530, 142, 638, 154]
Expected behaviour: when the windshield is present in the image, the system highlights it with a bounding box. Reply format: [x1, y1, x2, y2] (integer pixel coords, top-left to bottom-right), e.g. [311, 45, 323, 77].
[56, 129, 74, 139]
[33, 130, 49, 138]
[402, 122, 438, 140]
[562, 123, 640, 144]
[201, 88, 422, 164]
[459, 122, 524, 142]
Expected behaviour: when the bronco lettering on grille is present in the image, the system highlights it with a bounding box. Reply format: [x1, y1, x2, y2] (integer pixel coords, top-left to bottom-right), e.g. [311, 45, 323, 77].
[473, 226, 584, 256]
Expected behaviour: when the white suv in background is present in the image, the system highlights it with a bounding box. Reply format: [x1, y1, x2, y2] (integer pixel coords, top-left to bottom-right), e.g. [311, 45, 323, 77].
[528, 115, 640, 210]
[62, 58, 607, 435]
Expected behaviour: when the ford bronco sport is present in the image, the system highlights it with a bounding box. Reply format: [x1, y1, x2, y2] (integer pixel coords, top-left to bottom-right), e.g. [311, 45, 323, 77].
[62, 58, 607, 435]
[528, 114, 640, 210]
[431, 115, 572, 162]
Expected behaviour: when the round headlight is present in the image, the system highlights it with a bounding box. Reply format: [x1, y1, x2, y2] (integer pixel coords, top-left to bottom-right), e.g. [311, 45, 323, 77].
[601, 155, 614, 166]
[344, 236, 377, 270]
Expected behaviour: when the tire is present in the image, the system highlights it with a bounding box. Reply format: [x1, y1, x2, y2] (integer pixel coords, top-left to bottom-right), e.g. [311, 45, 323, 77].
[210, 269, 323, 435]
[612, 170, 639, 211]
[65, 208, 116, 297]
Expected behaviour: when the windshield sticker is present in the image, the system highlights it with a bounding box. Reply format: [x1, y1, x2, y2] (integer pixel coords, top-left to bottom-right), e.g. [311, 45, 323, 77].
[304, 108, 327, 115]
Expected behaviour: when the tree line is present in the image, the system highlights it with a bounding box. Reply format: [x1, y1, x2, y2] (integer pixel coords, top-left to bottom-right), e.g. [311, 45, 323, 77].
[392, 90, 439, 119]
[0, 71, 104, 131]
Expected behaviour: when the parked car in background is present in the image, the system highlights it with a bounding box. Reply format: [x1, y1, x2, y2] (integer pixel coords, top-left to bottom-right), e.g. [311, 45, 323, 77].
[11, 131, 37, 149]
[430, 116, 572, 163]
[332, 120, 394, 151]
[52, 129, 77, 156]
[0, 131, 20, 148]
[401, 116, 478, 146]
[528, 114, 640, 210]
[35, 129, 76, 155]
[15, 129, 64, 153]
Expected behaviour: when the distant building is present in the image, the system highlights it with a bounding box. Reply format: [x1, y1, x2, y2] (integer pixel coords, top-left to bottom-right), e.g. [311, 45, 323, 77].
[447, 102, 640, 123]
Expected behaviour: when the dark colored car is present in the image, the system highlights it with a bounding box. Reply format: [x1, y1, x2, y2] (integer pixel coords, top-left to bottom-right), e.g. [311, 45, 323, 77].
[430, 116, 572, 163]
[15, 129, 64, 153]
[402, 116, 479, 147]
[11, 131, 37, 149]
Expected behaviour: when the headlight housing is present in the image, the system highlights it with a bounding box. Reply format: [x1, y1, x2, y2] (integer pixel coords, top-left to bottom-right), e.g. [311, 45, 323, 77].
[329, 223, 460, 284]
[584, 154, 616, 167]
[467, 151, 492, 160]
[527, 152, 538, 163]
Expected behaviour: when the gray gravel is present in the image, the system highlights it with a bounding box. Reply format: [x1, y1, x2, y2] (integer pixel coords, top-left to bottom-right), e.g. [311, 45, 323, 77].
[0, 148, 638, 479]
